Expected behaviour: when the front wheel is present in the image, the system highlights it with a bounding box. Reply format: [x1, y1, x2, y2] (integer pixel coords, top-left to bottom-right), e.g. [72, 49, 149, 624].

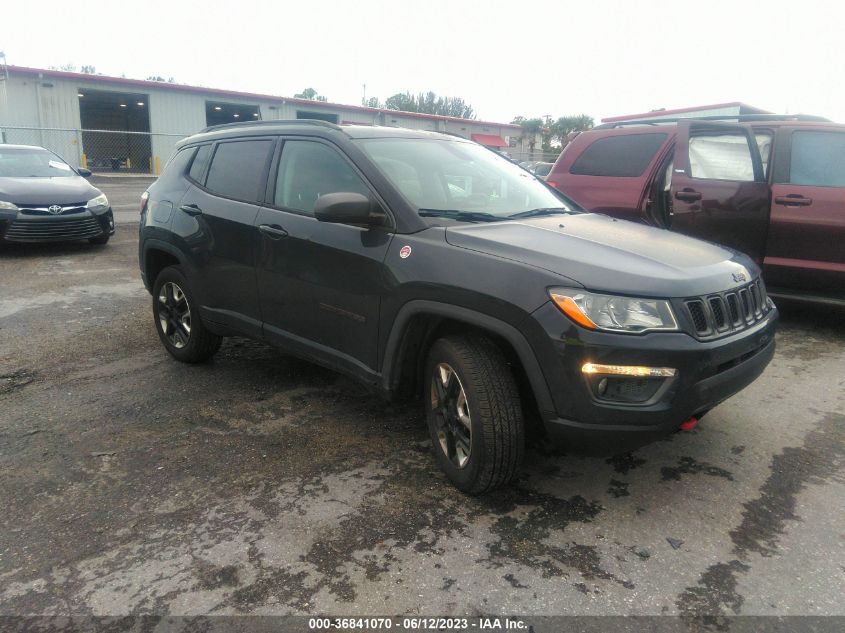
[424, 335, 525, 494]
[152, 266, 222, 363]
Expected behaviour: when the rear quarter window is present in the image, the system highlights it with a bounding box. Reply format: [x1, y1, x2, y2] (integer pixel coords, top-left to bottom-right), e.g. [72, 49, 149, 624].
[789, 130, 845, 187]
[188, 144, 212, 184]
[154, 147, 196, 189]
[570, 133, 668, 177]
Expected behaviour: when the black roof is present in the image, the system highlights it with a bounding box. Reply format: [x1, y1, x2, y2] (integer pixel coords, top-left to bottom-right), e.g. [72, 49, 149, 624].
[184, 119, 464, 146]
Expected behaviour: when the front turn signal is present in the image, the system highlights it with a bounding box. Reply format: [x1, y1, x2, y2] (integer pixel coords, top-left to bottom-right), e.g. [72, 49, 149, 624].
[550, 293, 597, 330]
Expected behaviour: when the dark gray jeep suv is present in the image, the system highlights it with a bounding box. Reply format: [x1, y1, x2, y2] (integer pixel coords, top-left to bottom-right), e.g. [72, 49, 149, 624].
[139, 120, 777, 493]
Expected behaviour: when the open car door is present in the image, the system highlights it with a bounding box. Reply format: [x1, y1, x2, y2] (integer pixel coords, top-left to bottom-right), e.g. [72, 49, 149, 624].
[668, 121, 769, 262]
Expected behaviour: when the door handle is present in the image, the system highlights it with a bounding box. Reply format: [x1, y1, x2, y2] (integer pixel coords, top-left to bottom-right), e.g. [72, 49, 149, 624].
[674, 189, 702, 202]
[774, 195, 813, 207]
[259, 224, 288, 239]
[179, 203, 202, 216]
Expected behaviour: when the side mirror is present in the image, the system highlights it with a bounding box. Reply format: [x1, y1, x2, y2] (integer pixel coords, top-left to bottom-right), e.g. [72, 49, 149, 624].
[77, 167, 92, 178]
[314, 192, 385, 226]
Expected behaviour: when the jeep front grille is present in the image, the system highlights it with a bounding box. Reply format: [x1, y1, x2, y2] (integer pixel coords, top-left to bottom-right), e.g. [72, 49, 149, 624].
[682, 278, 770, 338]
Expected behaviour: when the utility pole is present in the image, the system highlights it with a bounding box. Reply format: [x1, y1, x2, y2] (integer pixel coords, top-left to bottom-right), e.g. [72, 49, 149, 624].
[362, 83, 366, 106]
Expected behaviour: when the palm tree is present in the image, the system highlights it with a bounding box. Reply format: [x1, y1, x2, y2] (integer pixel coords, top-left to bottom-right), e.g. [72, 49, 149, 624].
[517, 118, 544, 153]
[552, 115, 595, 148]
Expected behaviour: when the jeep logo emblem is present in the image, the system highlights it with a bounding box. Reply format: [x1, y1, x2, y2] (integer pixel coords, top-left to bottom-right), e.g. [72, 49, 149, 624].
[732, 272, 747, 283]
[48, 205, 63, 215]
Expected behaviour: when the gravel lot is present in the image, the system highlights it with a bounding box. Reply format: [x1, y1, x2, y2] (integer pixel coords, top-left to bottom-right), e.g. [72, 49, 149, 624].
[1, 180, 843, 619]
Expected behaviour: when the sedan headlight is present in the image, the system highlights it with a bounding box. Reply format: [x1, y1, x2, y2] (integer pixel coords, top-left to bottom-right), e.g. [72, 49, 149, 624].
[550, 289, 678, 334]
[87, 193, 109, 212]
[0, 200, 19, 211]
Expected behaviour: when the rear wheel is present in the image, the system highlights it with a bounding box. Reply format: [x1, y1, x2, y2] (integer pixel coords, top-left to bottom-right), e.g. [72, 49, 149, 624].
[152, 266, 222, 363]
[424, 335, 524, 494]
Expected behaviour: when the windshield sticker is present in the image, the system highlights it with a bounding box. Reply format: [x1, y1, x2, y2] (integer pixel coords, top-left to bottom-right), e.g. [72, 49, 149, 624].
[399, 245, 412, 259]
[48, 160, 72, 171]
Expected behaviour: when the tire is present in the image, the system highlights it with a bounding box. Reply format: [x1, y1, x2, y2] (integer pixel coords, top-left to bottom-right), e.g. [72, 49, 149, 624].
[424, 335, 525, 494]
[88, 233, 110, 245]
[152, 265, 222, 363]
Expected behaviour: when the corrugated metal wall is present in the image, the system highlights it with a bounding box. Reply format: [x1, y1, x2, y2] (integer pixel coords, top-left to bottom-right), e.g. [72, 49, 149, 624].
[1, 71, 519, 169]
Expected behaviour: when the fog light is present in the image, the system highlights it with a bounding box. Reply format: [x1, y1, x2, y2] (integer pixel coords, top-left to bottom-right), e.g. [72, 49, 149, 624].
[582, 363, 676, 378]
[597, 378, 608, 396]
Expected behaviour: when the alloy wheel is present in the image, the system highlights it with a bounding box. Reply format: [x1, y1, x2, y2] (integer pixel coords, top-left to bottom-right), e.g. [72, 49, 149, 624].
[430, 363, 472, 468]
[157, 282, 192, 349]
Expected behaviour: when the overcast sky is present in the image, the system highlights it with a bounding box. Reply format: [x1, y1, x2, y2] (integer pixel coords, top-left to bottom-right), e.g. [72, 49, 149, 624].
[3, 0, 844, 124]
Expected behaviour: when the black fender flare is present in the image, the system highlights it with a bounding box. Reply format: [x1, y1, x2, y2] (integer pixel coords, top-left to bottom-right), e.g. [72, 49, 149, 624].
[140, 238, 191, 293]
[380, 300, 555, 415]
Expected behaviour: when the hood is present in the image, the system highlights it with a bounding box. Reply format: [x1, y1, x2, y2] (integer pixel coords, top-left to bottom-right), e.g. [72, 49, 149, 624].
[444, 214, 758, 298]
[0, 176, 101, 206]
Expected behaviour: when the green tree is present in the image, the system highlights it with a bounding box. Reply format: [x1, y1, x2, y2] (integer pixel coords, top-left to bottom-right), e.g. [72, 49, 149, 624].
[551, 114, 594, 147]
[80, 65, 96, 74]
[383, 91, 475, 119]
[294, 87, 328, 102]
[513, 117, 544, 152]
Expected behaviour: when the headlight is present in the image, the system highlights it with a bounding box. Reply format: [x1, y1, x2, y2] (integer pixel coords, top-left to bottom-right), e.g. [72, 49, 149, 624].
[550, 289, 678, 333]
[87, 193, 109, 212]
[0, 200, 19, 211]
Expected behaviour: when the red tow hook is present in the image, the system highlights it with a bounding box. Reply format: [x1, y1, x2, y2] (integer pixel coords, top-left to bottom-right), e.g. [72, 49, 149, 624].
[680, 416, 699, 431]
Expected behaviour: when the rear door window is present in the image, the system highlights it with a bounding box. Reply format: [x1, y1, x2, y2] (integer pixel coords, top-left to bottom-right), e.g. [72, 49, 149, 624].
[205, 140, 273, 202]
[789, 130, 845, 187]
[570, 133, 668, 177]
[273, 140, 370, 215]
[688, 133, 755, 181]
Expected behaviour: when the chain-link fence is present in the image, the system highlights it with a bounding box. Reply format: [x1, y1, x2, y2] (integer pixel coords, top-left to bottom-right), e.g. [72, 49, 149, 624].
[497, 148, 563, 175]
[0, 125, 562, 176]
[504, 149, 561, 163]
[0, 126, 188, 175]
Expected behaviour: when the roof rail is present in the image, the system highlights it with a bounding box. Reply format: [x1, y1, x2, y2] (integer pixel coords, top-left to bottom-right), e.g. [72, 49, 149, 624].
[199, 118, 342, 134]
[595, 113, 831, 129]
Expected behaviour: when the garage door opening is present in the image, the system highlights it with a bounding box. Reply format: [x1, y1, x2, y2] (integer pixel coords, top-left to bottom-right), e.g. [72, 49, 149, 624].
[78, 89, 151, 173]
[206, 101, 261, 127]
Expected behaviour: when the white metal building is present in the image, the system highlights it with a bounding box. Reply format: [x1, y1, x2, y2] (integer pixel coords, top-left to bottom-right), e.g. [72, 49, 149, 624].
[0, 65, 525, 174]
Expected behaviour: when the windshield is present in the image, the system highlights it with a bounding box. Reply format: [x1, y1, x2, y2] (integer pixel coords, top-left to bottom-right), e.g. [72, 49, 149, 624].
[358, 138, 575, 219]
[0, 147, 77, 178]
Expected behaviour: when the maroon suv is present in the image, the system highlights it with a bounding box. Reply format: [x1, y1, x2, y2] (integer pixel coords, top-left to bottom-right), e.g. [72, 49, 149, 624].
[546, 116, 845, 304]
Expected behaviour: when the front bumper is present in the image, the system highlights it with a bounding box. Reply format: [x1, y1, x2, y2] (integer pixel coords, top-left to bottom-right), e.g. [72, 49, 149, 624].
[0, 208, 114, 243]
[529, 300, 778, 449]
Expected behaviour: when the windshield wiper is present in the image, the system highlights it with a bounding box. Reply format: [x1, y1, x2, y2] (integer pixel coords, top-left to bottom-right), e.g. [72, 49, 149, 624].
[507, 207, 577, 219]
[418, 208, 502, 223]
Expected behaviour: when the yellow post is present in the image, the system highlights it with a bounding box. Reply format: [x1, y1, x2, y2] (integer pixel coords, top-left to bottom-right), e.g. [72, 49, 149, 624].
[81, 154, 87, 169]
[154, 156, 161, 176]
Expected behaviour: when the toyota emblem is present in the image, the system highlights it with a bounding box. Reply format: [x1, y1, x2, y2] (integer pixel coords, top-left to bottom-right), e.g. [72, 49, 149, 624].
[47, 205, 63, 215]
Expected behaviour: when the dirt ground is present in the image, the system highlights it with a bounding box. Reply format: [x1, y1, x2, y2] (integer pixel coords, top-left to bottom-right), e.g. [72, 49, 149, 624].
[1, 195, 843, 618]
